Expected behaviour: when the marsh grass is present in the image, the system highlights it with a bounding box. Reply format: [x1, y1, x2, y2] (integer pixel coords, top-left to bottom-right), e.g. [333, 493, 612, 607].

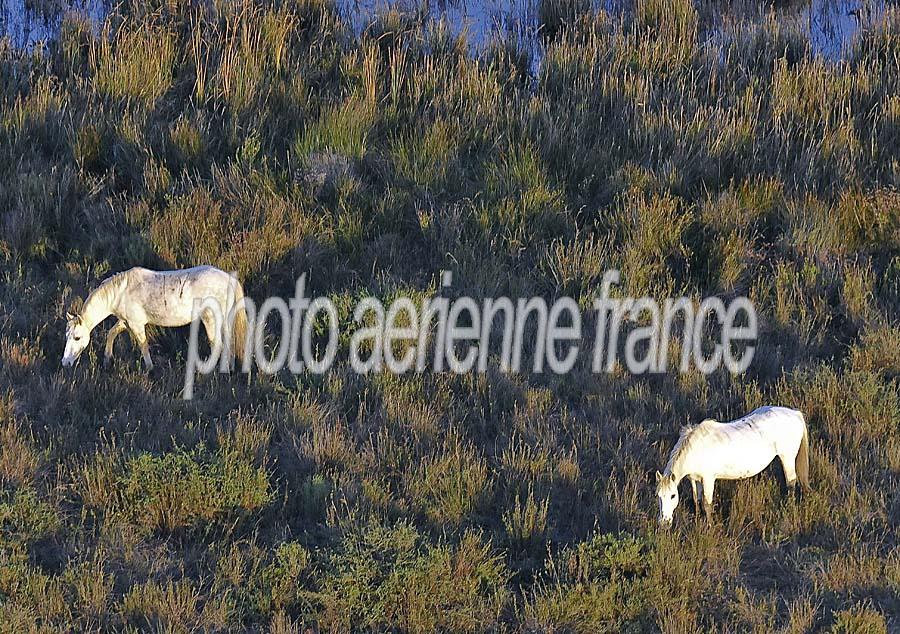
[0, 0, 898, 630]
[75, 436, 271, 536]
[91, 23, 176, 104]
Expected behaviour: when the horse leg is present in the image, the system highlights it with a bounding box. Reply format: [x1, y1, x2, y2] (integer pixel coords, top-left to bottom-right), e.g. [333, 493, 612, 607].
[104, 320, 127, 366]
[691, 479, 702, 519]
[128, 322, 153, 371]
[201, 311, 226, 370]
[779, 453, 800, 502]
[702, 478, 716, 524]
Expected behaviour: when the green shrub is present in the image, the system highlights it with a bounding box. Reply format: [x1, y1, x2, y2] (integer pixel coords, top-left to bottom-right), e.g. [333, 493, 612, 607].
[318, 521, 509, 632]
[78, 446, 271, 534]
[831, 602, 888, 634]
[0, 488, 61, 543]
[526, 532, 652, 632]
[407, 433, 490, 527]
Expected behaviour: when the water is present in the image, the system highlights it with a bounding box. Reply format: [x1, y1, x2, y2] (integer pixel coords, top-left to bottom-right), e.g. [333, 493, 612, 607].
[0, 0, 107, 48]
[343, 0, 539, 43]
[0, 0, 889, 63]
[803, 0, 883, 57]
[706, 0, 887, 59]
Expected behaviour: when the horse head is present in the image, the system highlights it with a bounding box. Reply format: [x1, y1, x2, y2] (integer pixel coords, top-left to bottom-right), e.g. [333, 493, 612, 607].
[62, 308, 90, 367]
[656, 470, 679, 527]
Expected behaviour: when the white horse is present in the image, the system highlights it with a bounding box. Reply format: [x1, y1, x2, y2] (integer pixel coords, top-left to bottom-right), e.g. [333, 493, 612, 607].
[62, 266, 248, 370]
[656, 406, 809, 526]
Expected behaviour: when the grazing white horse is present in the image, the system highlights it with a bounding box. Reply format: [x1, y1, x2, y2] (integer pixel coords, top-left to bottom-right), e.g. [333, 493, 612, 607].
[62, 266, 248, 370]
[656, 406, 809, 526]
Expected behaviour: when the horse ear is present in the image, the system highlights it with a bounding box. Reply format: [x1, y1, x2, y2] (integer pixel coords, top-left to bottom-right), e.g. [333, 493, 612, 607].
[67, 297, 84, 320]
[669, 473, 677, 483]
[655, 470, 662, 482]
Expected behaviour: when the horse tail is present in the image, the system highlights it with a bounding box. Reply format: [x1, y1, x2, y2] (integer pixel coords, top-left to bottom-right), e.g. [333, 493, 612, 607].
[796, 413, 810, 490]
[230, 278, 250, 368]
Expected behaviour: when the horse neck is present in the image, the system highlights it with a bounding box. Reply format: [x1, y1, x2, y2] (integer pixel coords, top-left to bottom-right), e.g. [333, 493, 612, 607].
[666, 440, 696, 482]
[81, 279, 120, 330]
[667, 453, 689, 482]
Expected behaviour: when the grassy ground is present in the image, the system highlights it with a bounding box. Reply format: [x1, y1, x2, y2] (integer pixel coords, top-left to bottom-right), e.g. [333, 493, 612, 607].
[0, 0, 899, 631]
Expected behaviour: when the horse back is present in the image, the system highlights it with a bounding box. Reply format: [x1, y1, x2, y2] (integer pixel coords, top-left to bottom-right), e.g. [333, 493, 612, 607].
[742, 406, 806, 440]
[120, 266, 236, 326]
[685, 407, 805, 480]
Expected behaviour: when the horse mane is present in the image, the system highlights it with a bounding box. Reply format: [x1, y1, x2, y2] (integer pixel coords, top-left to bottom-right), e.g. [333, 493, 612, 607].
[664, 419, 716, 475]
[79, 270, 129, 320]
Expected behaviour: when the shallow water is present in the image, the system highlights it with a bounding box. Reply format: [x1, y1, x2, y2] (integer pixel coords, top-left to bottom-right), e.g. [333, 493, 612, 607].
[0, 0, 888, 63]
[0, 0, 107, 48]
